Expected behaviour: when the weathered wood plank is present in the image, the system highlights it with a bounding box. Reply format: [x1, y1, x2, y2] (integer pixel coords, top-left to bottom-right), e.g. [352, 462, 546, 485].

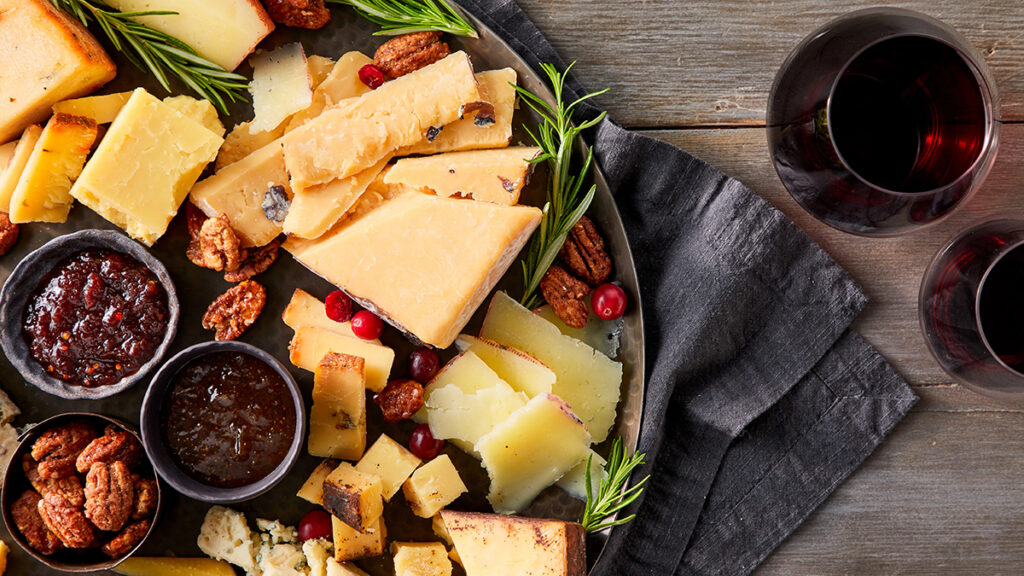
[516, 1, 1024, 127]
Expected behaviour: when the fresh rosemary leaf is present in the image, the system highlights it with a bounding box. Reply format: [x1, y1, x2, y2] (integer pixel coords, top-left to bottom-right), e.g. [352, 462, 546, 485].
[582, 437, 649, 533]
[327, 0, 478, 38]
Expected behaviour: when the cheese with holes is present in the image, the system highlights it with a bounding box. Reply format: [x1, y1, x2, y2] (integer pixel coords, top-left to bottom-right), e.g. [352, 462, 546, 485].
[400, 68, 517, 156]
[282, 288, 376, 343]
[454, 335, 555, 397]
[103, 0, 273, 71]
[283, 51, 480, 190]
[9, 113, 97, 223]
[355, 435, 421, 501]
[440, 510, 585, 576]
[297, 461, 334, 505]
[391, 542, 452, 576]
[53, 92, 132, 124]
[0, 0, 116, 142]
[285, 192, 541, 348]
[309, 353, 367, 460]
[70, 89, 223, 245]
[284, 158, 389, 239]
[332, 516, 385, 563]
[385, 147, 540, 205]
[323, 462, 383, 531]
[286, 51, 372, 132]
[402, 455, 467, 518]
[289, 326, 394, 393]
[0, 126, 41, 212]
[250, 44, 313, 133]
[163, 96, 226, 137]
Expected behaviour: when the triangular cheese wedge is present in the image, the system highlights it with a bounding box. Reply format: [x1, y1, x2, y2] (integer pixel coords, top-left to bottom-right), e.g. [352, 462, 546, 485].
[440, 510, 585, 576]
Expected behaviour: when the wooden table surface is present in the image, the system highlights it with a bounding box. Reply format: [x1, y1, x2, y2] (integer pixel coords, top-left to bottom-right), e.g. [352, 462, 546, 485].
[514, 1, 1024, 573]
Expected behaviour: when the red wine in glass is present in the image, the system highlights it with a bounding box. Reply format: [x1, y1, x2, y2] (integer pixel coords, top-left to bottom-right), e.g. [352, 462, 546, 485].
[767, 8, 999, 236]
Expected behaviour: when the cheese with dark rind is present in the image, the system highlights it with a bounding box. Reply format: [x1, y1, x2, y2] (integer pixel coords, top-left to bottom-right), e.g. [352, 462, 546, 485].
[332, 516, 385, 563]
[440, 510, 585, 576]
[385, 147, 541, 205]
[322, 462, 383, 532]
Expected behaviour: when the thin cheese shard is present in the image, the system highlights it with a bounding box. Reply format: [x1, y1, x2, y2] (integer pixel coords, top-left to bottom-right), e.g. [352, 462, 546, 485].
[0, 125, 42, 212]
[53, 92, 132, 124]
[285, 192, 542, 349]
[385, 147, 541, 205]
[283, 158, 390, 240]
[249, 43, 313, 133]
[286, 51, 373, 132]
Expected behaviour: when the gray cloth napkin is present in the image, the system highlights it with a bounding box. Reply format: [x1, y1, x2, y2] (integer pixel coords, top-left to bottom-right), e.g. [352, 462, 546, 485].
[456, 1, 919, 575]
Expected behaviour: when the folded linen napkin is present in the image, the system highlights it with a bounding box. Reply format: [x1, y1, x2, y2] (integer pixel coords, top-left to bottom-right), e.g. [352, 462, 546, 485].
[456, 1, 919, 575]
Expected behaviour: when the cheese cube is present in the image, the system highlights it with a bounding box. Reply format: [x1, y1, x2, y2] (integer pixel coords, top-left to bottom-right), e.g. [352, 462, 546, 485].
[385, 147, 541, 205]
[70, 89, 223, 245]
[289, 326, 395, 393]
[103, 0, 274, 72]
[391, 542, 452, 576]
[454, 335, 555, 397]
[9, 113, 98, 223]
[286, 51, 373, 132]
[310, 353, 367, 461]
[250, 43, 313, 133]
[333, 515, 385, 562]
[197, 506, 258, 575]
[439, 510, 585, 576]
[402, 455, 467, 518]
[0, 125, 42, 212]
[282, 288, 375, 343]
[283, 51, 481, 190]
[322, 462, 383, 531]
[327, 559, 370, 576]
[284, 158, 390, 240]
[112, 557, 237, 576]
[556, 449, 606, 500]
[163, 96, 226, 137]
[53, 92, 132, 124]
[0, 0, 116, 142]
[355, 434, 421, 500]
[475, 394, 591, 514]
[296, 461, 335, 505]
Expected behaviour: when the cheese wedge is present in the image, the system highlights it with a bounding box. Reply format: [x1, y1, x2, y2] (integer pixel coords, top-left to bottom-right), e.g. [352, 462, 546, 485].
[216, 121, 286, 170]
[355, 434, 421, 501]
[289, 326, 394, 393]
[9, 113, 98, 223]
[103, 0, 274, 71]
[284, 158, 390, 240]
[0, 126, 42, 212]
[285, 192, 541, 348]
[282, 51, 481, 190]
[53, 92, 132, 124]
[440, 510, 585, 576]
[296, 461, 334, 505]
[391, 542, 452, 576]
[385, 147, 541, 205]
[402, 455, 467, 518]
[250, 43, 313, 133]
[70, 89, 224, 245]
[454, 335, 556, 397]
[0, 0, 116, 142]
[309, 353, 367, 460]
[282, 288, 376, 343]
[286, 51, 373, 132]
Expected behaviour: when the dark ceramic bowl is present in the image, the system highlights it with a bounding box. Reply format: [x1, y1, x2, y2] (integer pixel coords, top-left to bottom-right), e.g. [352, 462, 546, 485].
[0, 230, 180, 400]
[140, 340, 305, 504]
[1, 412, 162, 572]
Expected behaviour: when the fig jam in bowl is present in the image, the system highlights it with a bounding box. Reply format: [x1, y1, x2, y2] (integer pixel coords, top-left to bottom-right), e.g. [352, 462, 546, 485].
[0, 230, 180, 400]
[140, 341, 305, 503]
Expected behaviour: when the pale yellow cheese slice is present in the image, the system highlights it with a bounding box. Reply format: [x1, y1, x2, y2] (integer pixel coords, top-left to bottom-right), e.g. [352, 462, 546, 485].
[283, 158, 390, 240]
[385, 147, 541, 205]
[440, 510, 585, 576]
[281, 288, 376, 343]
[0, 129, 38, 212]
[289, 326, 394, 393]
[53, 92, 132, 124]
[285, 191, 542, 349]
[249, 43, 313, 133]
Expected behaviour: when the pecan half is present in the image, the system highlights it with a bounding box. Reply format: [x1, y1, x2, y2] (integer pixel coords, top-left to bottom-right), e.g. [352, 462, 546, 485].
[31, 421, 96, 479]
[189, 213, 248, 272]
[373, 379, 424, 423]
[85, 461, 134, 532]
[131, 476, 158, 520]
[37, 491, 96, 549]
[0, 211, 19, 256]
[559, 216, 612, 286]
[24, 455, 85, 508]
[224, 238, 281, 283]
[202, 280, 267, 341]
[76, 428, 142, 473]
[540, 265, 590, 329]
[101, 519, 151, 558]
[374, 31, 451, 79]
[12, 490, 63, 555]
[263, 0, 331, 30]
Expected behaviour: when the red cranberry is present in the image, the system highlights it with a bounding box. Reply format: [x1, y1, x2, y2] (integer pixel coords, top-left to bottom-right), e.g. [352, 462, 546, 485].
[409, 423, 445, 460]
[408, 348, 440, 383]
[358, 64, 385, 89]
[592, 283, 627, 320]
[324, 290, 353, 323]
[350, 310, 384, 340]
[297, 509, 332, 542]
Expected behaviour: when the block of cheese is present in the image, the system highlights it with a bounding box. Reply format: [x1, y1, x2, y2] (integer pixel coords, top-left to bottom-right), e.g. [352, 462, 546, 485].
[53, 92, 132, 124]
[190, 138, 288, 247]
[282, 288, 376, 343]
[9, 113, 98, 223]
[70, 89, 223, 245]
[163, 96, 226, 137]
[399, 68, 517, 156]
[480, 291, 622, 443]
[333, 516, 385, 563]
[557, 449, 606, 500]
[0, 0, 116, 142]
[323, 462, 383, 532]
[250, 43, 313, 133]
[286, 51, 373, 132]
[386, 147, 540, 205]
[391, 542, 452, 576]
[103, 0, 274, 71]
[289, 326, 394, 393]
[283, 158, 389, 240]
[285, 192, 542, 349]
[402, 455, 467, 519]
[475, 394, 591, 514]
[309, 353, 367, 460]
[296, 461, 334, 505]
[354, 434, 421, 501]
[440, 510, 585, 576]
[0, 125, 42, 212]
[454, 335, 555, 397]
[282, 51, 481, 190]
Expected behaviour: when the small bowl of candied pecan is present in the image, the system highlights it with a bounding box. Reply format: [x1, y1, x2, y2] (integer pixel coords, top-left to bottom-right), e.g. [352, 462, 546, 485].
[1, 413, 161, 572]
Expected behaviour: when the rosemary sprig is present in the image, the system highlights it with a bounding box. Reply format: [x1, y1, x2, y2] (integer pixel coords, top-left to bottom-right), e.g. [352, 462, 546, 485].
[582, 437, 649, 533]
[514, 62, 608, 309]
[51, 0, 249, 114]
[327, 0, 478, 38]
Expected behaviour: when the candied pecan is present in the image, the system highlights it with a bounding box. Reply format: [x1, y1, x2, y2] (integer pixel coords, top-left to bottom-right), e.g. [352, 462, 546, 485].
[84, 461, 134, 532]
[263, 0, 331, 29]
[202, 280, 267, 341]
[540, 265, 590, 329]
[559, 216, 612, 286]
[186, 202, 208, 238]
[374, 31, 451, 79]
[12, 490, 63, 555]
[32, 421, 96, 479]
[224, 238, 281, 283]
[373, 379, 424, 423]
[75, 428, 142, 473]
[130, 476, 158, 520]
[190, 213, 248, 272]
[101, 519, 150, 558]
[0, 211, 19, 255]
[23, 455, 85, 508]
[37, 491, 96, 549]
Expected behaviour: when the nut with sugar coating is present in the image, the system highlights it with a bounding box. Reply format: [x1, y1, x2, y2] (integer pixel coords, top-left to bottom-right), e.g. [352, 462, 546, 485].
[559, 215, 612, 286]
[76, 426, 142, 473]
[23, 455, 85, 508]
[374, 32, 451, 79]
[84, 461, 134, 532]
[202, 280, 267, 341]
[101, 519, 151, 558]
[37, 491, 96, 549]
[11, 490, 63, 555]
[31, 421, 96, 479]
[540, 265, 591, 329]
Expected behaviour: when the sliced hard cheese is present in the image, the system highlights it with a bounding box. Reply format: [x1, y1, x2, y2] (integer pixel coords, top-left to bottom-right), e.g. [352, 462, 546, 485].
[475, 394, 591, 514]
[103, 0, 274, 71]
[0, 125, 42, 212]
[250, 44, 313, 133]
[440, 510, 585, 576]
[282, 288, 375, 343]
[70, 89, 223, 245]
[0, 0, 116, 142]
[308, 55, 336, 86]
[355, 435, 421, 501]
[283, 158, 389, 240]
[286, 51, 373, 132]
[556, 449, 606, 500]
[386, 147, 541, 205]
[391, 542, 452, 576]
[282, 51, 480, 190]
[163, 96, 226, 137]
[309, 353, 367, 461]
[285, 192, 541, 349]
[53, 92, 132, 124]
[333, 167, 412, 228]
[289, 326, 394, 393]
[9, 113, 98, 223]
[454, 335, 555, 397]
[216, 121, 286, 170]
[402, 455, 467, 518]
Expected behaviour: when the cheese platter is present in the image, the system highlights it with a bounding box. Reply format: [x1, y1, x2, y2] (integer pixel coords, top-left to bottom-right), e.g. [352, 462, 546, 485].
[0, 1, 645, 574]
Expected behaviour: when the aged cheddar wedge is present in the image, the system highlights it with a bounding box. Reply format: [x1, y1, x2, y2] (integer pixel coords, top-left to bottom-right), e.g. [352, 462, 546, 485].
[9, 113, 98, 223]
[391, 542, 452, 576]
[0, 125, 42, 212]
[475, 394, 591, 514]
[250, 43, 313, 133]
[309, 353, 367, 460]
[454, 335, 555, 397]
[333, 516, 385, 562]
[402, 455, 467, 518]
[103, 0, 274, 71]
[282, 51, 480, 190]
[283, 158, 390, 240]
[332, 167, 412, 228]
[53, 92, 132, 124]
[355, 435, 421, 501]
[400, 68, 517, 156]
[297, 461, 335, 505]
[480, 291, 622, 443]
[286, 51, 373, 132]
[282, 288, 376, 343]
[385, 147, 540, 205]
[557, 449, 606, 500]
[0, 0, 116, 142]
[285, 192, 541, 349]
[289, 326, 394, 393]
[323, 462, 383, 531]
[440, 510, 585, 576]
[70, 89, 223, 245]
